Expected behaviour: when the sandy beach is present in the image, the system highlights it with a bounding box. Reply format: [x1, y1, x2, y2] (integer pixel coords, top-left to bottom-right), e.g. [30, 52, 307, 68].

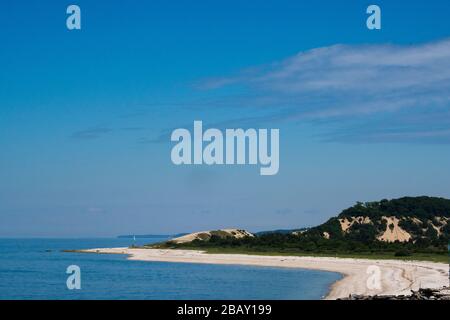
[79, 247, 448, 299]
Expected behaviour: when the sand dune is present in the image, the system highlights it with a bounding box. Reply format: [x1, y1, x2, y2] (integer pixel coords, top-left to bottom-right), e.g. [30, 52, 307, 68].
[377, 216, 412, 242]
[79, 247, 449, 299]
[170, 229, 254, 244]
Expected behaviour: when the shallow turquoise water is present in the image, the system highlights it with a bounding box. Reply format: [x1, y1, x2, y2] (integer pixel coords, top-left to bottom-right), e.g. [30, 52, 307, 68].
[0, 238, 341, 300]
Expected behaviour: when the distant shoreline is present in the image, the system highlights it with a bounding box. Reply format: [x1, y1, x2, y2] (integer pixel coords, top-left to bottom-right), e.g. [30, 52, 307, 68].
[117, 233, 187, 239]
[76, 247, 449, 300]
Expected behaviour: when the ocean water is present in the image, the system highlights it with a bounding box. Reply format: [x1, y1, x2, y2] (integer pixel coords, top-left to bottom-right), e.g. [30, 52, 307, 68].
[0, 238, 341, 300]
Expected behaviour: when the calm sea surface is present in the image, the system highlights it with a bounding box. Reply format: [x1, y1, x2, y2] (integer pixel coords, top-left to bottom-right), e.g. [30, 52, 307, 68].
[0, 238, 341, 300]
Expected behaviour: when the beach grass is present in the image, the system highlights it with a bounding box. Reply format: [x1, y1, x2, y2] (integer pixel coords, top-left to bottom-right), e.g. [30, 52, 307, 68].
[171, 246, 449, 263]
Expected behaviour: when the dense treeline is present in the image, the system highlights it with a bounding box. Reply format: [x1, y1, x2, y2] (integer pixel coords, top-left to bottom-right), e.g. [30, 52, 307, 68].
[338, 196, 450, 220]
[163, 231, 447, 255]
[156, 197, 450, 257]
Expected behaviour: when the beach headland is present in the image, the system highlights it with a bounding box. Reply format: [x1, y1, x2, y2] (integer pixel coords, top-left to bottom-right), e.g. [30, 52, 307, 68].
[77, 247, 449, 299]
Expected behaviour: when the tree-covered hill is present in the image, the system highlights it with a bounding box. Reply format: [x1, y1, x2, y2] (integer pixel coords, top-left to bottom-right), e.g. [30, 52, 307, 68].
[338, 196, 450, 220]
[309, 196, 450, 244]
[153, 196, 450, 261]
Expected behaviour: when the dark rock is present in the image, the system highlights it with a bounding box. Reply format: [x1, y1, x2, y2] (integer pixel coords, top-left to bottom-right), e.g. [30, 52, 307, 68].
[338, 287, 450, 300]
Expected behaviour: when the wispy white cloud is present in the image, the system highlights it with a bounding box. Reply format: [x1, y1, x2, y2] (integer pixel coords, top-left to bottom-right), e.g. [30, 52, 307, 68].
[71, 127, 144, 140]
[197, 38, 450, 143]
[71, 127, 114, 140]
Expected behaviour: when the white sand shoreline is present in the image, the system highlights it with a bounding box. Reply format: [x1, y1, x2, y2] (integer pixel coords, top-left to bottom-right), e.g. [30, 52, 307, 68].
[78, 247, 448, 299]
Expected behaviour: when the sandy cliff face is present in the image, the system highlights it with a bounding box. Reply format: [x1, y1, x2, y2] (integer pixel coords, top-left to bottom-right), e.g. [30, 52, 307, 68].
[377, 216, 411, 242]
[339, 216, 372, 232]
[170, 229, 254, 244]
[335, 215, 448, 243]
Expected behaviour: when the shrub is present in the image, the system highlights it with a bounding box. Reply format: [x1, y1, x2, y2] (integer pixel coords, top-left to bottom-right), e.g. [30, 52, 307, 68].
[394, 250, 412, 257]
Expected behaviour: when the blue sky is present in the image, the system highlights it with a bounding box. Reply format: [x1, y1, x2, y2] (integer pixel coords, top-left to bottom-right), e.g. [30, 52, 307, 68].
[0, 0, 449, 237]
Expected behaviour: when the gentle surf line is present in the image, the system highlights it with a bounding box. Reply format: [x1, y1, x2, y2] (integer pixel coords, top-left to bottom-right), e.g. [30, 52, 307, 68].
[77, 247, 448, 299]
